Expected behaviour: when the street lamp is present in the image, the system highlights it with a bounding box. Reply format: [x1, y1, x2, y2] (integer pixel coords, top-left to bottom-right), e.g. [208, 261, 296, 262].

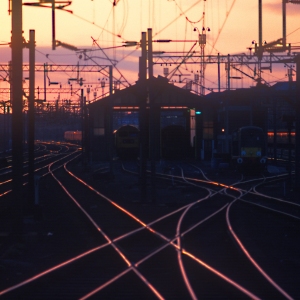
[194, 26, 210, 45]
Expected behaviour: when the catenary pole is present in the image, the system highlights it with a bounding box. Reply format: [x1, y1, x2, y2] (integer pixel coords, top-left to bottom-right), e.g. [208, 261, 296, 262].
[139, 32, 147, 200]
[28, 30, 35, 209]
[295, 55, 300, 189]
[148, 28, 156, 203]
[11, 0, 24, 235]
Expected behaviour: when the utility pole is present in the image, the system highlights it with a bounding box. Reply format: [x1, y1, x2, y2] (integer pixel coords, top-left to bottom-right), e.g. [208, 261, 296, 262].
[139, 32, 147, 201]
[295, 54, 300, 189]
[23, 1, 73, 50]
[217, 53, 221, 92]
[11, 0, 24, 236]
[148, 28, 156, 203]
[282, 0, 287, 50]
[198, 10, 209, 96]
[226, 54, 231, 91]
[80, 79, 85, 166]
[108, 65, 113, 176]
[257, 0, 263, 84]
[28, 30, 35, 210]
[51, 0, 56, 50]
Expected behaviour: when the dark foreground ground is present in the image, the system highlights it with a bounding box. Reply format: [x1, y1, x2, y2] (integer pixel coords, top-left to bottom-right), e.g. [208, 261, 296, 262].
[0, 160, 299, 293]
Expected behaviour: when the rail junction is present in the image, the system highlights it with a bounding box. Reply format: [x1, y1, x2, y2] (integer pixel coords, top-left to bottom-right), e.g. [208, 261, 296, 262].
[0, 142, 300, 299]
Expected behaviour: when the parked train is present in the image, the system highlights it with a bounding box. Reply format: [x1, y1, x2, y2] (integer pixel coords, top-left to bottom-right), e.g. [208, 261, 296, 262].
[161, 125, 190, 159]
[64, 131, 82, 144]
[114, 125, 139, 158]
[231, 126, 267, 171]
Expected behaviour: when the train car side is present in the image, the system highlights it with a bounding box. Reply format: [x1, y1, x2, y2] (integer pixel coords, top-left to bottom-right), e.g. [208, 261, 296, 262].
[114, 125, 139, 158]
[64, 131, 82, 144]
[161, 125, 190, 159]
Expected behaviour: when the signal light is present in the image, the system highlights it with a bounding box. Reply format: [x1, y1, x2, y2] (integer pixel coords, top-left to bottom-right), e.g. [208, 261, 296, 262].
[195, 111, 201, 115]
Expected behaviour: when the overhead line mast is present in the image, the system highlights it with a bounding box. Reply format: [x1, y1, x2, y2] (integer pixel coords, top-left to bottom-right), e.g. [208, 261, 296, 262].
[255, 0, 300, 84]
[197, 0, 209, 95]
[23, 0, 73, 50]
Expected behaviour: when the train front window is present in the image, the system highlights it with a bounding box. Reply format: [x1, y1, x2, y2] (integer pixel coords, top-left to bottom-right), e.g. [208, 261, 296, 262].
[129, 133, 138, 137]
[119, 131, 128, 137]
[241, 130, 264, 147]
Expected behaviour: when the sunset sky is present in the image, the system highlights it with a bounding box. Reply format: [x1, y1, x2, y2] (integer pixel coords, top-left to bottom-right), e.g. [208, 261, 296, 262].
[1, 0, 300, 98]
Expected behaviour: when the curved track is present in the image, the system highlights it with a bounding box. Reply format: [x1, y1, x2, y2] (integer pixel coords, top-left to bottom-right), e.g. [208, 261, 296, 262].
[1, 155, 299, 299]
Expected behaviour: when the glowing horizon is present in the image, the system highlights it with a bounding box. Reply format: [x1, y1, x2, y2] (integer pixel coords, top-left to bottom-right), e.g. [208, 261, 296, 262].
[0, 0, 300, 100]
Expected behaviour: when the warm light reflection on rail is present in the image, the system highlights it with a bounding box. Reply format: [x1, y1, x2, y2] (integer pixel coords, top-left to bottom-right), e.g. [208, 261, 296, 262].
[182, 250, 260, 300]
[0, 158, 268, 298]
[0, 244, 109, 296]
[62, 163, 166, 297]
[80, 268, 133, 300]
[66, 167, 149, 228]
[0, 178, 12, 185]
[0, 189, 12, 197]
[226, 201, 294, 300]
[132, 269, 165, 300]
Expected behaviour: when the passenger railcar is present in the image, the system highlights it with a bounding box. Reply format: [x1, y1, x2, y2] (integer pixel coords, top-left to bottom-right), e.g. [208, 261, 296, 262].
[114, 125, 139, 158]
[161, 125, 190, 159]
[231, 126, 267, 170]
[64, 131, 82, 144]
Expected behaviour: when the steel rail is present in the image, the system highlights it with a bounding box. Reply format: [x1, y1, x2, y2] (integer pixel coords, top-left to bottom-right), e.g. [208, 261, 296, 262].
[0, 146, 79, 198]
[0, 158, 277, 298]
[66, 161, 263, 299]
[226, 200, 294, 300]
[187, 163, 294, 298]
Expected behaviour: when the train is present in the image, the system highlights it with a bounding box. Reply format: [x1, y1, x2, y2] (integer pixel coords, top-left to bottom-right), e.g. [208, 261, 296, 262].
[114, 124, 191, 160]
[231, 126, 267, 171]
[114, 125, 139, 158]
[161, 125, 190, 159]
[64, 131, 82, 144]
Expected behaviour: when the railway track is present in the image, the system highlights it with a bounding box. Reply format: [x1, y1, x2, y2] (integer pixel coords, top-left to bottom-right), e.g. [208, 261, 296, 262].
[0, 142, 79, 197]
[1, 154, 299, 299]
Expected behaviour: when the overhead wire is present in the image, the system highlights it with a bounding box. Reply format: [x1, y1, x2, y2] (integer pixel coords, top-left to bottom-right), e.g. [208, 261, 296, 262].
[174, 0, 262, 92]
[153, 0, 202, 37]
[96, 5, 114, 42]
[71, 11, 126, 42]
[287, 26, 300, 37]
[183, 18, 187, 55]
[167, 42, 197, 81]
[20, 0, 297, 92]
[152, 0, 155, 32]
[154, 0, 203, 82]
[173, 0, 202, 24]
[208, 0, 236, 55]
[119, 0, 128, 36]
[149, 0, 151, 29]
[91, 37, 131, 87]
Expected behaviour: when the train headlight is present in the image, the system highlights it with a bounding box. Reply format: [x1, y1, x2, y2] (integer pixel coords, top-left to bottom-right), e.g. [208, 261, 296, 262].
[241, 150, 246, 156]
[256, 151, 261, 157]
[260, 158, 266, 164]
[237, 158, 243, 164]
